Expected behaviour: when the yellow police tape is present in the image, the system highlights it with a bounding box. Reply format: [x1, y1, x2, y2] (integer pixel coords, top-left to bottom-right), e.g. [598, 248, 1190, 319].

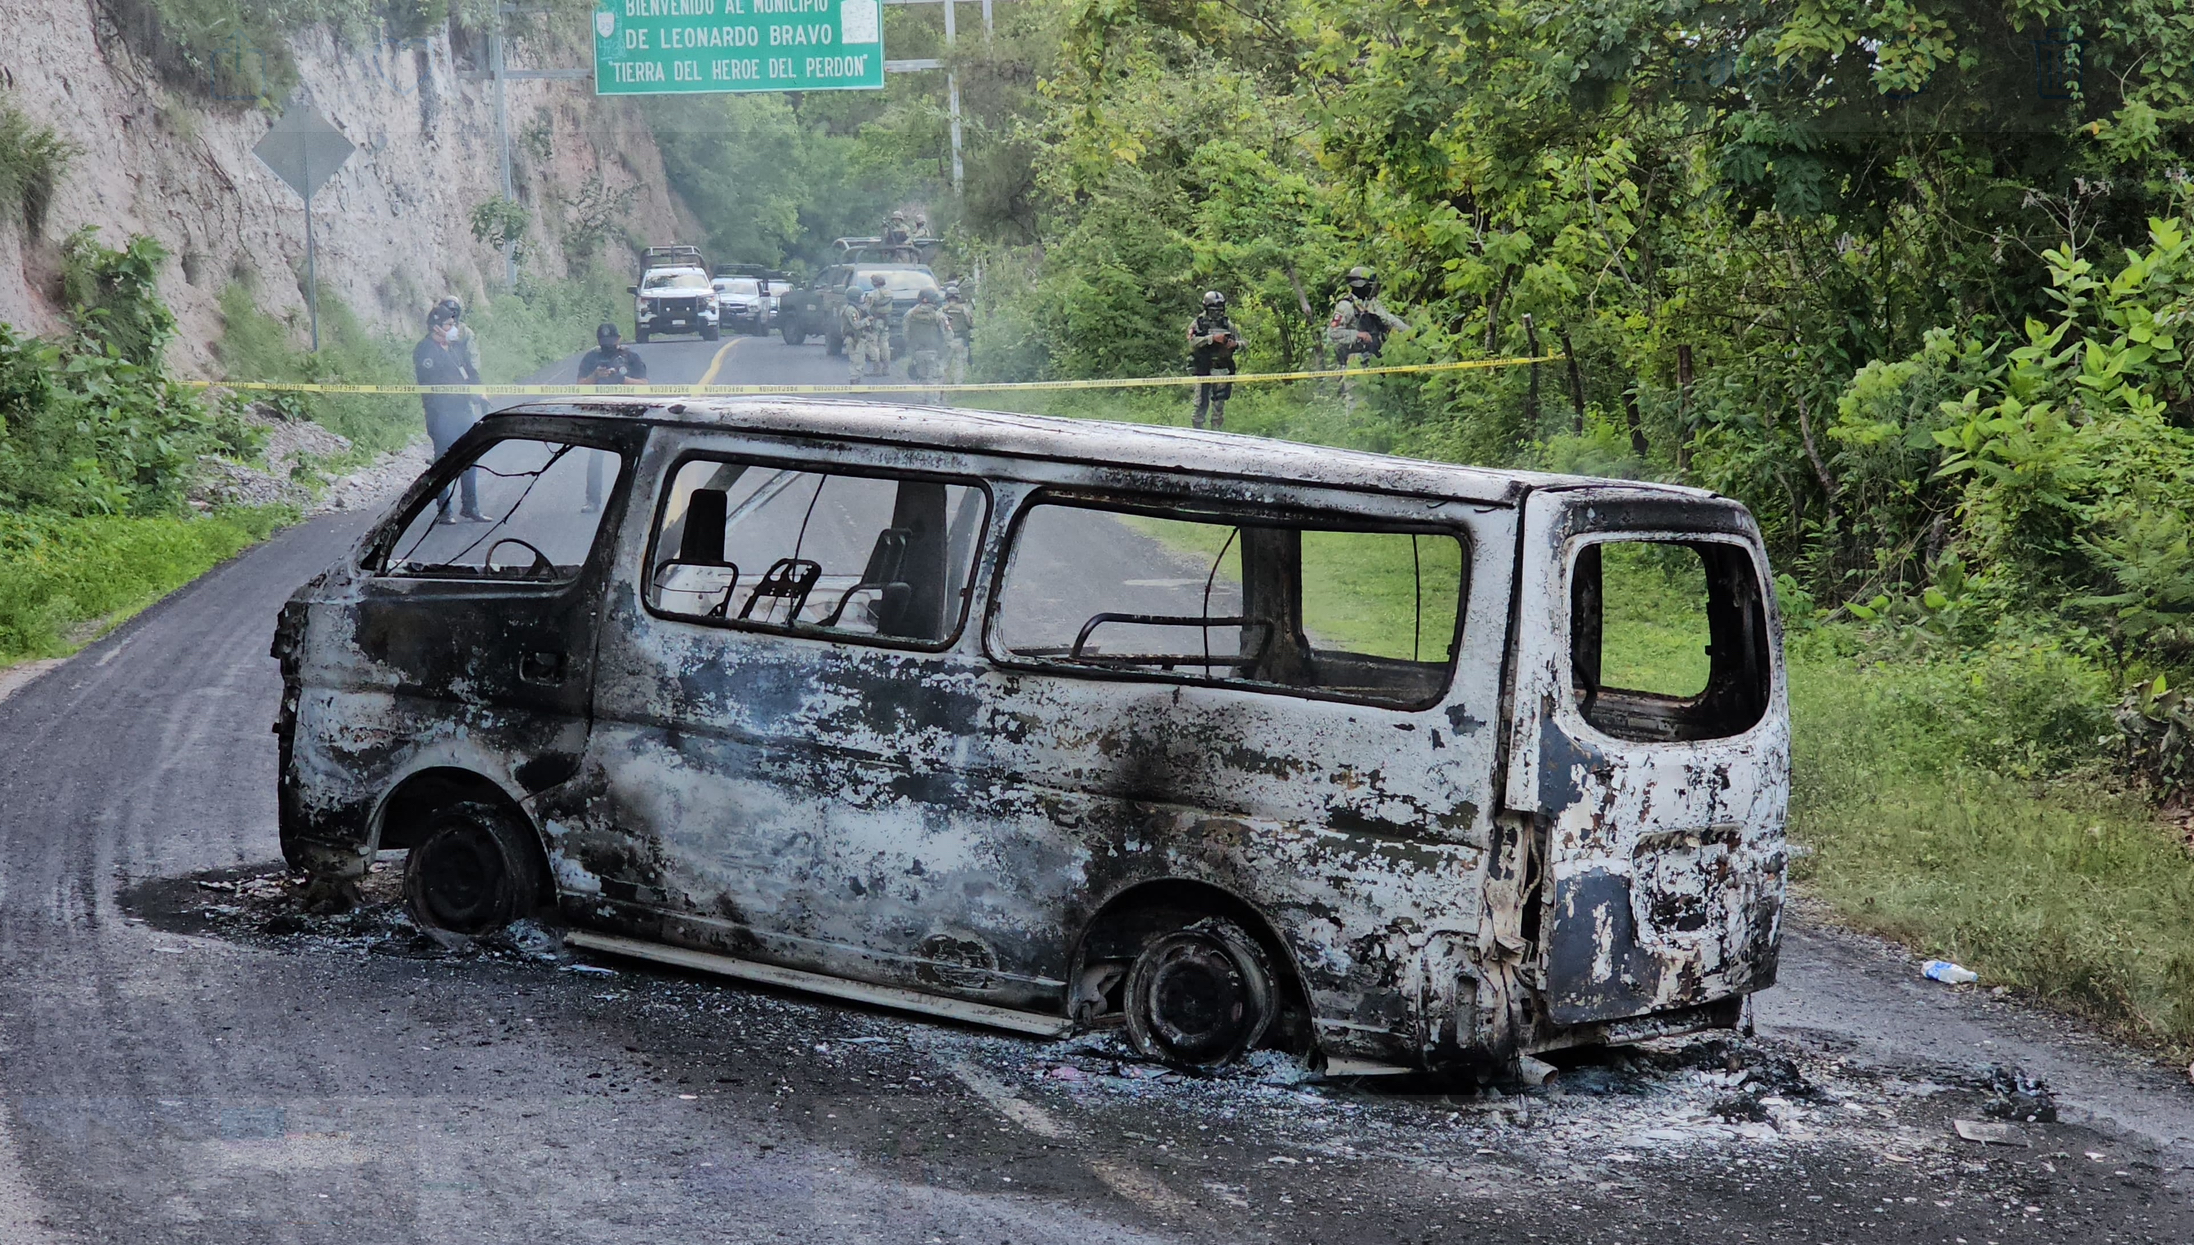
[175, 353, 1563, 398]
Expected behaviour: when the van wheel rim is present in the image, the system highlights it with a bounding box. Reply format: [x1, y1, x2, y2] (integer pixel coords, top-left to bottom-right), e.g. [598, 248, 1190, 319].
[415, 827, 506, 931]
[1148, 946, 1249, 1057]
[1125, 924, 1275, 1068]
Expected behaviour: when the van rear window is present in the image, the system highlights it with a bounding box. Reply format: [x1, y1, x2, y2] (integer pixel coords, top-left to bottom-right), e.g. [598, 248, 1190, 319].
[991, 501, 1464, 708]
[1569, 538, 1771, 742]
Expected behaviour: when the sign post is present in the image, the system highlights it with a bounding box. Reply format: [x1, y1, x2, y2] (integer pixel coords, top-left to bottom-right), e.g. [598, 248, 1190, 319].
[594, 0, 886, 94]
[252, 102, 355, 352]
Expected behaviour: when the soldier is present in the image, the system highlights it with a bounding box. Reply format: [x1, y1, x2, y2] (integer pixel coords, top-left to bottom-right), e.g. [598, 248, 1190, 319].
[853, 272, 894, 379]
[840, 296, 870, 385]
[882, 211, 911, 247]
[941, 281, 975, 385]
[903, 287, 950, 384]
[1186, 289, 1239, 431]
[1326, 266, 1409, 364]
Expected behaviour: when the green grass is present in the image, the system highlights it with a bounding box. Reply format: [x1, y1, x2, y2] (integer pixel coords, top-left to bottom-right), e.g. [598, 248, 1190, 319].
[1787, 642, 2194, 1052]
[0, 507, 291, 666]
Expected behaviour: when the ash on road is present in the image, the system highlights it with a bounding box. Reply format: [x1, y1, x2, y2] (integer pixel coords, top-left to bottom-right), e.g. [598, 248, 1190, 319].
[1, 335, 2190, 1243]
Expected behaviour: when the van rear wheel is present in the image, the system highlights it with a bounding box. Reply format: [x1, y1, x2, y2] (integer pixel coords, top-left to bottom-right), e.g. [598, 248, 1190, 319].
[403, 802, 545, 935]
[1123, 918, 1276, 1069]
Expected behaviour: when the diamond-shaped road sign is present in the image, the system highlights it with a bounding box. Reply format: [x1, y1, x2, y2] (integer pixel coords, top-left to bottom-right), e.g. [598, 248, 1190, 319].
[253, 101, 354, 202]
[253, 100, 355, 352]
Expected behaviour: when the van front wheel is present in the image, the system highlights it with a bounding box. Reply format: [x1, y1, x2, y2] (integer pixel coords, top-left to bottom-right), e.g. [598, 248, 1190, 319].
[403, 802, 545, 935]
[1123, 918, 1276, 1069]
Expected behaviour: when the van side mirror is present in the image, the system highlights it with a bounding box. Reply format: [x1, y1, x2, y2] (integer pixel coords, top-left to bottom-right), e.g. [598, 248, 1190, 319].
[627, 285, 639, 295]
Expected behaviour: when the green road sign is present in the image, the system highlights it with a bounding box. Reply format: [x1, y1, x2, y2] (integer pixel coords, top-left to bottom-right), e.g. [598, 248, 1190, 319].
[594, 0, 885, 95]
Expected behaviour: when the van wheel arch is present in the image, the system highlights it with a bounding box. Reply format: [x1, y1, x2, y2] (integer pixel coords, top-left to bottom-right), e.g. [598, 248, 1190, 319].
[1069, 879, 1314, 1062]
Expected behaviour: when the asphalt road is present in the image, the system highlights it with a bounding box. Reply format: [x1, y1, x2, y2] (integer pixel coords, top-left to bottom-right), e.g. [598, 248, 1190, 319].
[1, 333, 2192, 1242]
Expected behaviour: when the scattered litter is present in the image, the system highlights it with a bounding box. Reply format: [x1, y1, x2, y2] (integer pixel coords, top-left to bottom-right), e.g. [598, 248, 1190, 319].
[560, 963, 618, 976]
[1047, 1065, 1087, 1082]
[1516, 1055, 1557, 1087]
[1981, 1065, 2057, 1124]
[152, 945, 188, 955]
[1267, 1155, 1301, 1165]
[1922, 960, 1980, 985]
[1712, 1093, 1770, 1123]
[1953, 1118, 2026, 1146]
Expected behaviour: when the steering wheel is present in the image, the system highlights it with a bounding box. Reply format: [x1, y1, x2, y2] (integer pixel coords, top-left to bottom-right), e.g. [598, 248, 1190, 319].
[485, 537, 555, 580]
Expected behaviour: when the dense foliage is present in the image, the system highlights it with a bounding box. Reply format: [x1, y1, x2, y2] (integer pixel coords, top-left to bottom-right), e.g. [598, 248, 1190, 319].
[808, 0, 2193, 790]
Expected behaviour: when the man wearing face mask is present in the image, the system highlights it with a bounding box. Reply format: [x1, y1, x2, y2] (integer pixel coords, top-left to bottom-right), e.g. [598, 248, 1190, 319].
[577, 322, 648, 512]
[413, 301, 483, 522]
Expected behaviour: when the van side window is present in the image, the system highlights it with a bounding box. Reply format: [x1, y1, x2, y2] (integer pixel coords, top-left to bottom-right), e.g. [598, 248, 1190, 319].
[992, 500, 1465, 708]
[1570, 539, 1770, 743]
[380, 438, 617, 583]
[646, 459, 988, 646]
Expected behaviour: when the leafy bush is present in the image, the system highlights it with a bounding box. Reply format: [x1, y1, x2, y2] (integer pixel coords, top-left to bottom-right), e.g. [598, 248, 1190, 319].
[0, 94, 71, 233]
[61, 228, 179, 367]
[0, 322, 254, 517]
[469, 197, 531, 257]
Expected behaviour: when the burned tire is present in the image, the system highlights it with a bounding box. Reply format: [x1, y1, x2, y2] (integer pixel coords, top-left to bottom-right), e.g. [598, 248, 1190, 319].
[1123, 917, 1276, 1069]
[403, 802, 546, 936]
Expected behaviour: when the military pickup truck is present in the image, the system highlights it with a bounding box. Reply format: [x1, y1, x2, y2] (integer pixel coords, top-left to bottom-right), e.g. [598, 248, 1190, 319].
[778, 261, 942, 356]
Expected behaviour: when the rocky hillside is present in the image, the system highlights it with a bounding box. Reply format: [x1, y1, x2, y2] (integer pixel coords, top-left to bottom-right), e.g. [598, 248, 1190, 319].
[0, 1, 690, 374]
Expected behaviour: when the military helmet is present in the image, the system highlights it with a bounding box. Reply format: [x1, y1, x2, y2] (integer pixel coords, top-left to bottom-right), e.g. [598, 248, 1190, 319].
[435, 296, 463, 321]
[943, 282, 960, 297]
[1346, 265, 1376, 291]
[870, 273, 888, 286]
[1201, 290, 1227, 309]
[890, 210, 906, 221]
[917, 287, 941, 305]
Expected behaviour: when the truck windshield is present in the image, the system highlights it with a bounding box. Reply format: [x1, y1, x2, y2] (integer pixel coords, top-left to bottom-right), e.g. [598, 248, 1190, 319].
[854, 270, 939, 298]
[645, 271, 710, 290]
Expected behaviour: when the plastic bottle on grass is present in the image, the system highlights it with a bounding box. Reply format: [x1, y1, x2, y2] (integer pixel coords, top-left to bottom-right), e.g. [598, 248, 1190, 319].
[1922, 959, 1979, 985]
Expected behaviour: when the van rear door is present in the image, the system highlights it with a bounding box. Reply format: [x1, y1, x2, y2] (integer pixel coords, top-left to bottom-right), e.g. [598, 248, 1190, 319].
[1501, 487, 1787, 1026]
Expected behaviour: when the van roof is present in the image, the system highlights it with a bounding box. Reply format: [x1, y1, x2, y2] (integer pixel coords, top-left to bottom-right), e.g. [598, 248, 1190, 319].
[500, 397, 1717, 507]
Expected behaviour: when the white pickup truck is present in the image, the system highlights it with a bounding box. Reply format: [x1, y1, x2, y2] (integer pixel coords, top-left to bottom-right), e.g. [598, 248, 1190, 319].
[629, 246, 720, 343]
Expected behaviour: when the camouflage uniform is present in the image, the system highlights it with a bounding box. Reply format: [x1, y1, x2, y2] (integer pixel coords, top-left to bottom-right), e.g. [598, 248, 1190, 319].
[841, 300, 871, 384]
[857, 281, 894, 377]
[1325, 267, 1409, 364]
[1187, 295, 1239, 431]
[903, 291, 950, 383]
[941, 286, 975, 385]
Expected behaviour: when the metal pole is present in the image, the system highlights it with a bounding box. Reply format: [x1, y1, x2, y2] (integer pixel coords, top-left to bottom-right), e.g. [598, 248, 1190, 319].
[304, 150, 320, 353]
[982, 0, 992, 39]
[491, 13, 517, 289]
[944, 0, 963, 193]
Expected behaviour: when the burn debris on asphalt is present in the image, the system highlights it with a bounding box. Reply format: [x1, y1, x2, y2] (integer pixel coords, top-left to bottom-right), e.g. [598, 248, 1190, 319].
[122, 858, 591, 966]
[115, 857, 2192, 1244]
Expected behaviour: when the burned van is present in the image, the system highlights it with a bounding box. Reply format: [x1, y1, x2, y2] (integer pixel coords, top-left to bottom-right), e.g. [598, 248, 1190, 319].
[273, 401, 1787, 1073]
